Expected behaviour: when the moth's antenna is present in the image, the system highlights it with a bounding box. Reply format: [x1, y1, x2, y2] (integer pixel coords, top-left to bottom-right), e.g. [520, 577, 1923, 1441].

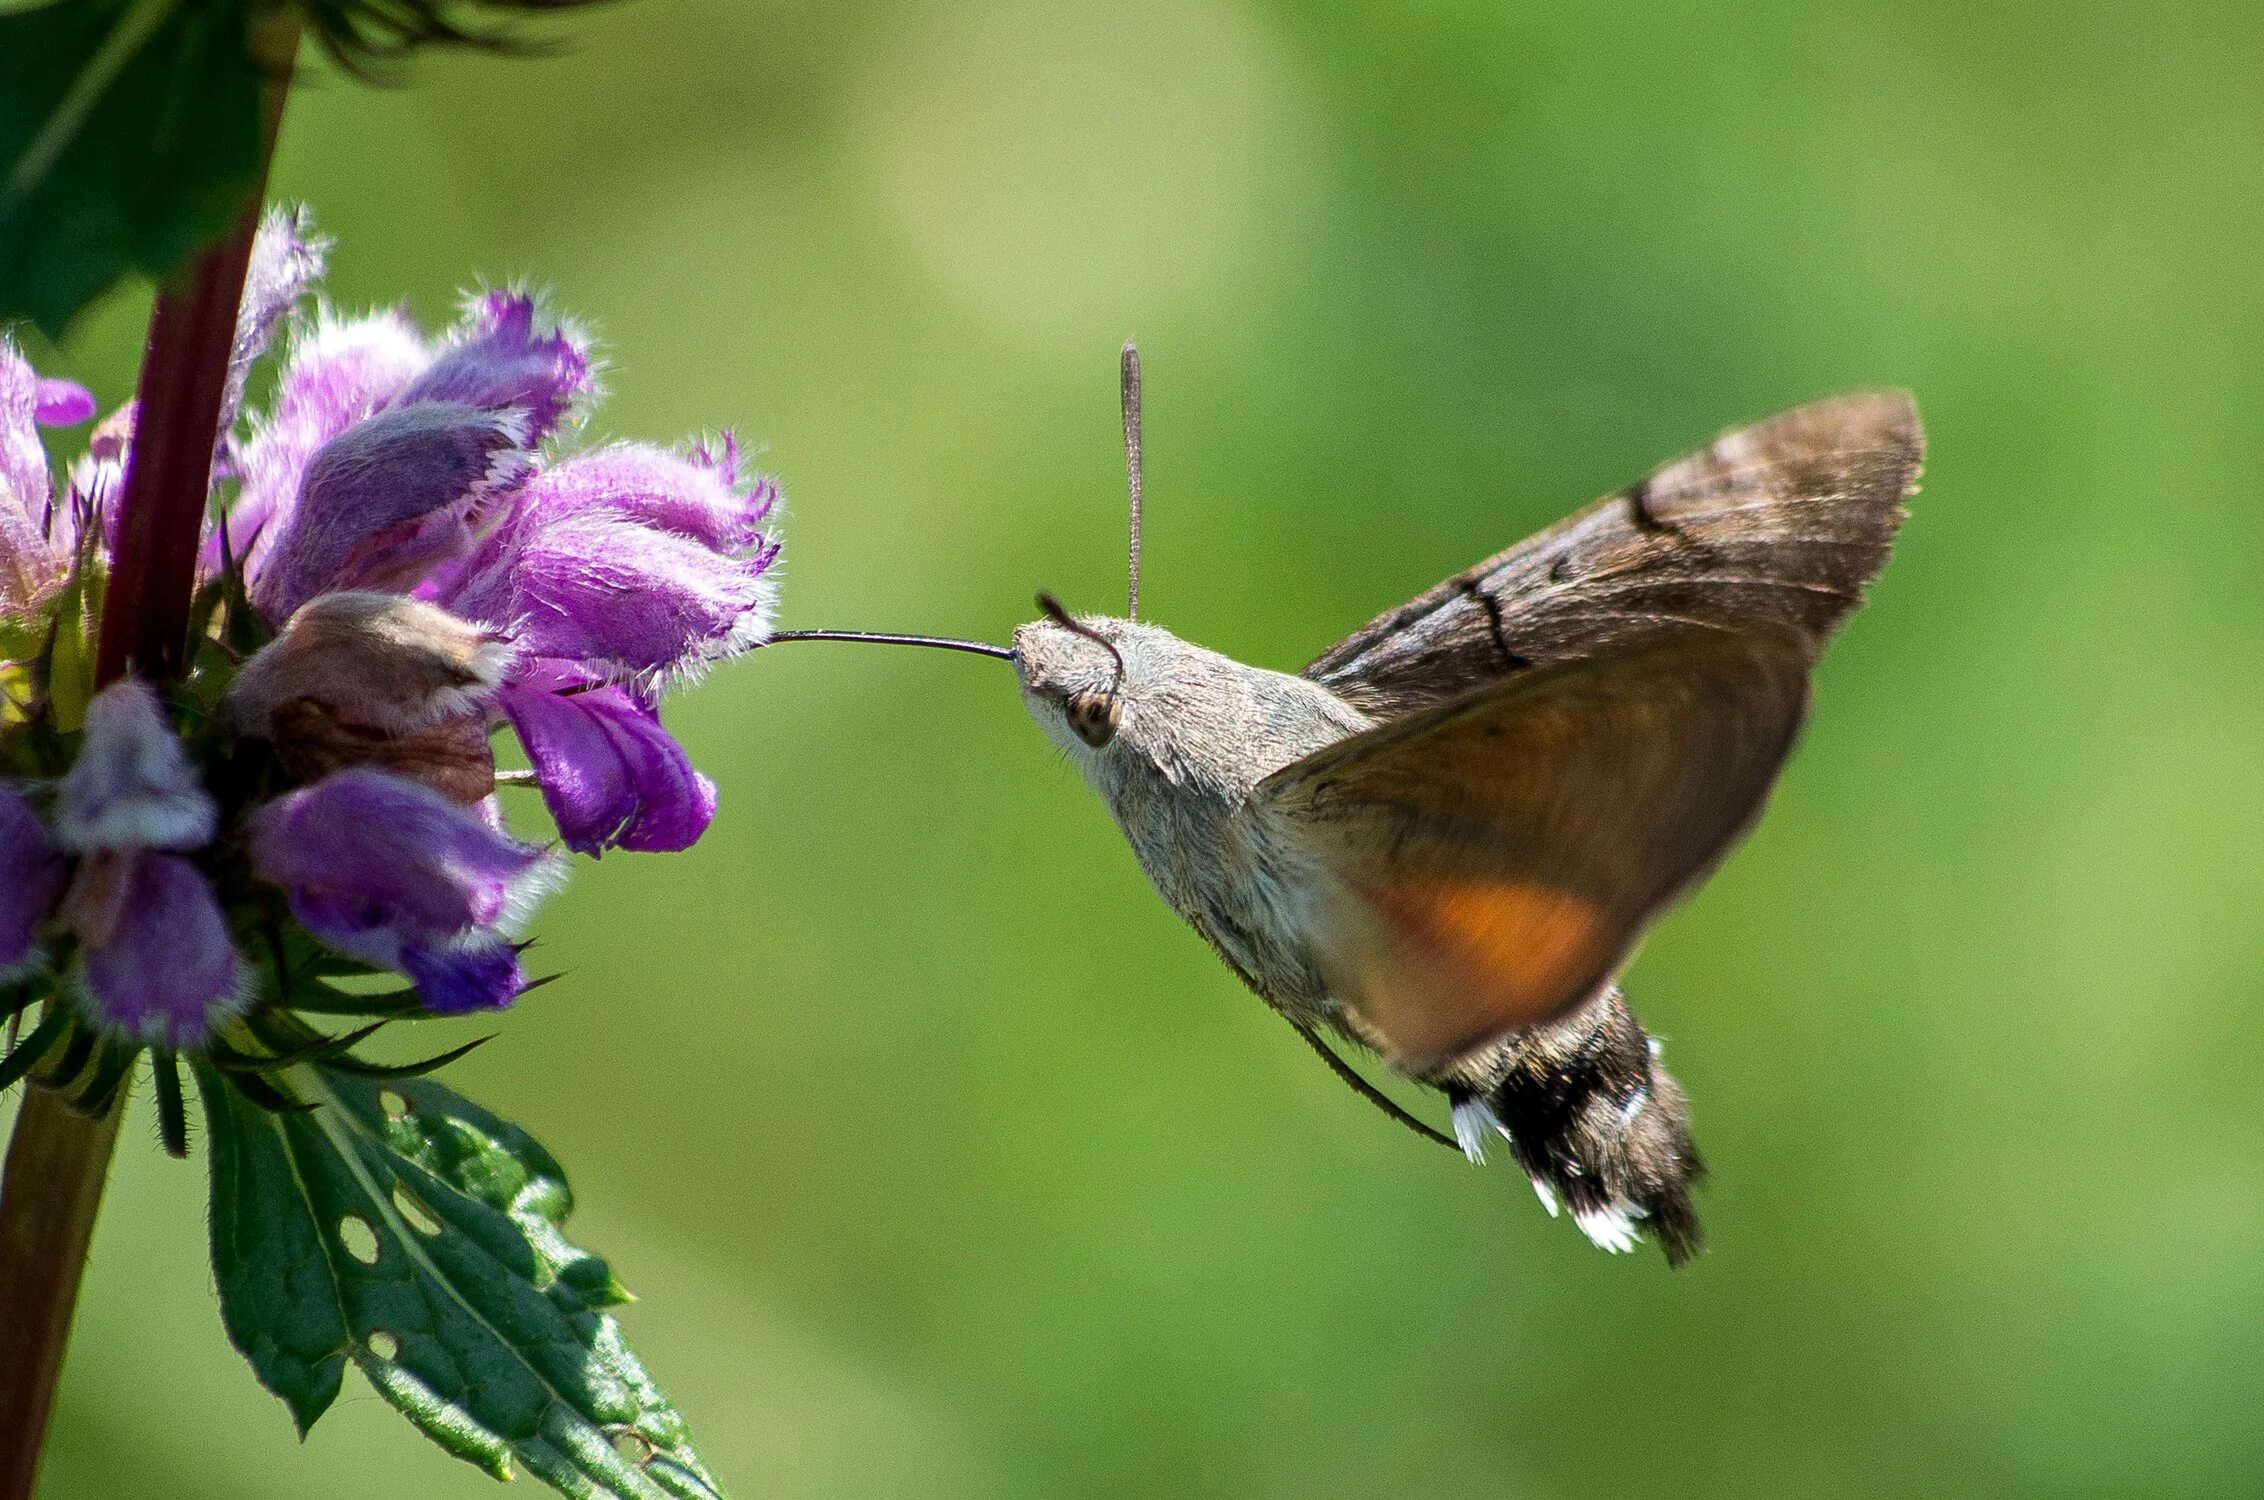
[1121, 341, 1144, 621]
[1035, 591, 1125, 692]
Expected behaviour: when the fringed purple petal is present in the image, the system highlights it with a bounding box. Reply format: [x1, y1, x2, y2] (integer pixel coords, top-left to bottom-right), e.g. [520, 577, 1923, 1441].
[0, 789, 67, 978]
[223, 204, 328, 434]
[401, 937, 524, 1014]
[33, 379, 95, 427]
[499, 679, 716, 854]
[249, 767, 545, 945]
[446, 511, 776, 681]
[252, 402, 530, 621]
[0, 342, 67, 617]
[395, 290, 590, 446]
[55, 681, 216, 853]
[79, 854, 241, 1046]
[511, 441, 775, 550]
[216, 308, 433, 587]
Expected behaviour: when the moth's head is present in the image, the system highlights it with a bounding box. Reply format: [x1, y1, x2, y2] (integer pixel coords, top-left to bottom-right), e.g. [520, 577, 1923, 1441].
[1012, 597, 1143, 756]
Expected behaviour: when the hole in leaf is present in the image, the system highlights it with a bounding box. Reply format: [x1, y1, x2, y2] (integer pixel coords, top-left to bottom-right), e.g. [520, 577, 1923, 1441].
[379, 1088, 410, 1121]
[338, 1214, 380, 1264]
[391, 1182, 442, 1236]
[367, 1329, 400, 1361]
[611, 1430, 655, 1466]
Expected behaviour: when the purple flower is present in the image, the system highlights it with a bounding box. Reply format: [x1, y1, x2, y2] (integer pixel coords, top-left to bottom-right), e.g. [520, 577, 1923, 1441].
[52, 682, 243, 1044]
[230, 289, 590, 612]
[251, 402, 531, 620]
[225, 286, 774, 854]
[213, 306, 433, 584]
[0, 789, 67, 981]
[443, 502, 776, 682]
[74, 854, 243, 1046]
[54, 680, 219, 852]
[249, 768, 552, 1013]
[224, 204, 329, 436]
[4, 208, 783, 1045]
[498, 670, 717, 854]
[394, 289, 589, 443]
[1, 341, 74, 619]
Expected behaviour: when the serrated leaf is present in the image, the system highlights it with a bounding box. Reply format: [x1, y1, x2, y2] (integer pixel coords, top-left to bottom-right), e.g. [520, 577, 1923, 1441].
[201, 1061, 718, 1498]
[199, 1058, 350, 1434]
[369, 1073, 635, 1308]
[0, 0, 264, 337]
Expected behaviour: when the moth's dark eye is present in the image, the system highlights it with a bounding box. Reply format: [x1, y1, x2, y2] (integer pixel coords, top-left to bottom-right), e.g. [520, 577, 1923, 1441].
[1064, 689, 1122, 748]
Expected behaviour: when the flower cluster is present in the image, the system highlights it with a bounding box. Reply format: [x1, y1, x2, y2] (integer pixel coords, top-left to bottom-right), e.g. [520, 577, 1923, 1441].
[1, 208, 779, 1072]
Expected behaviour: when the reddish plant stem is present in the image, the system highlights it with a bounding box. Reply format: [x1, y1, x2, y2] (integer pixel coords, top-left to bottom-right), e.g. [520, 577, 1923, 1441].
[93, 212, 269, 683]
[0, 18, 297, 1497]
[0, 1091, 126, 1500]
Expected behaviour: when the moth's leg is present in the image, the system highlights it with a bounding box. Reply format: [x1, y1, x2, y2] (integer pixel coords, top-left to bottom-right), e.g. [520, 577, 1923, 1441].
[1287, 1019, 1459, 1152]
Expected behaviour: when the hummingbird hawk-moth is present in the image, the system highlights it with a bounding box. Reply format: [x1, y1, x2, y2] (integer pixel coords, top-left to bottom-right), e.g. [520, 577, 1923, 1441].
[770, 349, 1921, 1266]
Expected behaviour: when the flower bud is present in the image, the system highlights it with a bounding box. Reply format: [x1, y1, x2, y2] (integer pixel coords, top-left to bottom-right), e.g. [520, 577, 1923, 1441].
[55, 680, 216, 853]
[231, 592, 512, 803]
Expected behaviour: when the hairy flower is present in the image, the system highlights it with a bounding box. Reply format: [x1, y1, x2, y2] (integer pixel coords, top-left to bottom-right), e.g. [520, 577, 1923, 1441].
[51, 682, 242, 1044]
[222, 276, 775, 852]
[249, 768, 550, 1012]
[2, 204, 780, 1043]
[72, 853, 242, 1046]
[54, 680, 218, 852]
[0, 342, 91, 620]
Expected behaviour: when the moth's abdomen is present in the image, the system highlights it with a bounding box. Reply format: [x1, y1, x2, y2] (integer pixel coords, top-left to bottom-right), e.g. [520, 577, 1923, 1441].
[1445, 987, 1704, 1267]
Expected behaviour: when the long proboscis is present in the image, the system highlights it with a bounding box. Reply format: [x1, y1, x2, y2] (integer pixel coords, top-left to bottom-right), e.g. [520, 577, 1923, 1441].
[758, 629, 1015, 662]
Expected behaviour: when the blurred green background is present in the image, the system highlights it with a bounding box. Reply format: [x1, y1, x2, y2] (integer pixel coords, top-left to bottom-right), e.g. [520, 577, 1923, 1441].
[16, 0, 2264, 1495]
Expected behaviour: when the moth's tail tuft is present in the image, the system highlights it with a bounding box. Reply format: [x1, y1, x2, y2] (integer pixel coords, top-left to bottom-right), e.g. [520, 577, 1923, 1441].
[1447, 987, 1706, 1268]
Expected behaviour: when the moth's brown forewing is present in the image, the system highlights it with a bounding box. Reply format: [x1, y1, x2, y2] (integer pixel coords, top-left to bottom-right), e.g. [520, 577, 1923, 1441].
[1255, 627, 1811, 1071]
[1306, 390, 1922, 717]
[1264, 393, 1921, 1071]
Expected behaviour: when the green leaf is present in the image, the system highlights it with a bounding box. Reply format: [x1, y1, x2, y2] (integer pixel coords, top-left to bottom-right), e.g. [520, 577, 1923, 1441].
[200, 1062, 717, 1497]
[200, 1058, 348, 1435]
[0, 0, 263, 337]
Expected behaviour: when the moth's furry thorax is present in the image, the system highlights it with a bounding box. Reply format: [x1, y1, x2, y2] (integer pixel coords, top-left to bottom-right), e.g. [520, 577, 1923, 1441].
[1012, 614, 1370, 1012]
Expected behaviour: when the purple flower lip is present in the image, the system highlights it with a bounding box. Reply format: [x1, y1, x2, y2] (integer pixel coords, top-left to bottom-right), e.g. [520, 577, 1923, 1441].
[498, 675, 716, 855]
[70, 852, 245, 1047]
[248, 768, 556, 1012]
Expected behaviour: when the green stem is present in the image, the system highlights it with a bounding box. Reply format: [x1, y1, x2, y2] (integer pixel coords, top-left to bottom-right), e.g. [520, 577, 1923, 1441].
[0, 11, 298, 1495]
